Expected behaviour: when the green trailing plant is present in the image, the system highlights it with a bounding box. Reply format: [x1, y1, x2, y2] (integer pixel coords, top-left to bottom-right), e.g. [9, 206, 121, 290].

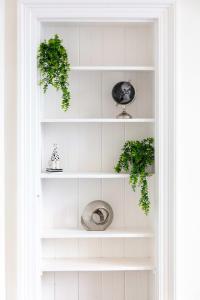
[115, 137, 154, 215]
[37, 34, 71, 111]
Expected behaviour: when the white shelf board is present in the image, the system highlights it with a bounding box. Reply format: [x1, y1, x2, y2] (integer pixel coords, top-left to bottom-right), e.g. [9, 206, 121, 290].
[41, 172, 130, 179]
[71, 66, 154, 71]
[41, 228, 154, 239]
[41, 257, 154, 272]
[41, 118, 155, 124]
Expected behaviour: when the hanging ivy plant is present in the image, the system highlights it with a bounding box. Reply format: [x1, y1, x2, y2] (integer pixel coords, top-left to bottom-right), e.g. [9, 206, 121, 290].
[37, 34, 71, 111]
[115, 137, 154, 215]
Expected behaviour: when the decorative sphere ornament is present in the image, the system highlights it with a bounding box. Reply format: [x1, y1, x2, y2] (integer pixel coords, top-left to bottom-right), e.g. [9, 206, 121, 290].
[112, 81, 135, 119]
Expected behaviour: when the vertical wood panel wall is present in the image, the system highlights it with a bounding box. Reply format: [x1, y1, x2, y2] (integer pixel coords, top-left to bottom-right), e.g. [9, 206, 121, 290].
[40, 22, 155, 300]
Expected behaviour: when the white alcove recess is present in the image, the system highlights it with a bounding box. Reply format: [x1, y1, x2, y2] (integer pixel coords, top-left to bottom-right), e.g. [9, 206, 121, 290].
[17, 3, 175, 300]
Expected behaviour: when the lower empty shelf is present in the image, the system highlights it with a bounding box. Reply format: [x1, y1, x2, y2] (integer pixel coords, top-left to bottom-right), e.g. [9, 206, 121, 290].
[41, 258, 154, 272]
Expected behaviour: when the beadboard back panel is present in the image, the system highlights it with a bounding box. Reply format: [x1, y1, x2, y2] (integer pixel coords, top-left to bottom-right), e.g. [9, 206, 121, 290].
[39, 21, 156, 300]
[40, 23, 154, 119]
[41, 123, 154, 172]
[41, 71, 154, 119]
[41, 23, 154, 66]
[41, 178, 155, 230]
[42, 271, 154, 300]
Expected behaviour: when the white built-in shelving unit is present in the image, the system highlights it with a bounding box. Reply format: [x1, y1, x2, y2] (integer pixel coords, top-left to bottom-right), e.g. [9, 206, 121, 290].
[18, 3, 175, 300]
[39, 21, 156, 300]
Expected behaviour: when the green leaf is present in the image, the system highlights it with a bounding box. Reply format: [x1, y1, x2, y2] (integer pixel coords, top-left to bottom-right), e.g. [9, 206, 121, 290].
[114, 137, 154, 215]
[37, 34, 71, 111]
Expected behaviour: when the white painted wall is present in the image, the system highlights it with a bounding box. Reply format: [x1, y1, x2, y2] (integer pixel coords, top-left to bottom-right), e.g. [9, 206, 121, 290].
[176, 0, 200, 299]
[4, 0, 200, 300]
[0, 0, 5, 300]
[5, 0, 17, 300]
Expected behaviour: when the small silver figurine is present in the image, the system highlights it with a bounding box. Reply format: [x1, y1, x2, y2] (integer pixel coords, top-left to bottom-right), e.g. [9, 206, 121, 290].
[46, 144, 63, 172]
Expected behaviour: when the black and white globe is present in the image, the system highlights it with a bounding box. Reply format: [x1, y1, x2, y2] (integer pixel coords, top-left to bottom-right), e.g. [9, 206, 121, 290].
[112, 81, 135, 105]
